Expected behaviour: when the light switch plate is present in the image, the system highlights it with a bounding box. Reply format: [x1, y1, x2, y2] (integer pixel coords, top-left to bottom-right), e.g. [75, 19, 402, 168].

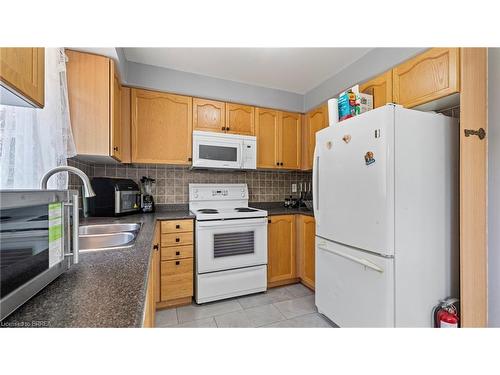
[291, 183, 297, 193]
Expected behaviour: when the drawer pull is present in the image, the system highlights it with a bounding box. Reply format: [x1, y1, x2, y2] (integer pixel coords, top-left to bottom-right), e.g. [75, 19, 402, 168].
[176, 224, 180, 229]
[175, 261, 180, 265]
[175, 238, 180, 242]
[175, 251, 180, 256]
[153, 244, 159, 250]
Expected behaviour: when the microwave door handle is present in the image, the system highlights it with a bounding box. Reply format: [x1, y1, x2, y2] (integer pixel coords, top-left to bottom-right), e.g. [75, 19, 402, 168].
[239, 143, 243, 168]
[72, 193, 79, 264]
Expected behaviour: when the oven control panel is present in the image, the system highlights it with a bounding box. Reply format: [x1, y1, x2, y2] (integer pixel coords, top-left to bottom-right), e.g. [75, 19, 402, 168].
[189, 184, 248, 201]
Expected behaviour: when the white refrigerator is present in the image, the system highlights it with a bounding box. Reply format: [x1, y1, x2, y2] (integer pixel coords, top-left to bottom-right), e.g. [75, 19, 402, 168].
[313, 104, 459, 327]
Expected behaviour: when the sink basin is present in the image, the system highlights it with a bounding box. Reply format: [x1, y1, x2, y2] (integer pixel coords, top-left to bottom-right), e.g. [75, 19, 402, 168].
[79, 223, 141, 235]
[79, 232, 136, 252]
[78, 222, 141, 252]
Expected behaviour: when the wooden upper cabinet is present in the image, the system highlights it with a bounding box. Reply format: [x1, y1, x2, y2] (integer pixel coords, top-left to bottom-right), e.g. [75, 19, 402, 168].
[360, 70, 393, 108]
[268, 215, 296, 286]
[303, 103, 328, 170]
[255, 108, 280, 169]
[226, 103, 255, 135]
[193, 98, 225, 132]
[110, 63, 122, 161]
[120, 87, 132, 163]
[131, 89, 192, 165]
[280, 112, 301, 170]
[393, 48, 460, 108]
[0, 48, 45, 108]
[297, 215, 315, 290]
[67, 50, 125, 161]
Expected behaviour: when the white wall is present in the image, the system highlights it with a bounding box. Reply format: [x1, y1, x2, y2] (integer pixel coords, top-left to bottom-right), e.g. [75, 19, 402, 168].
[126, 61, 304, 112]
[489, 47, 500, 327]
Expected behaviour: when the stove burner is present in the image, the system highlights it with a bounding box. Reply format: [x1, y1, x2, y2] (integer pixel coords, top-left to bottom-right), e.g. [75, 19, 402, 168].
[198, 209, 218, 214]
[235, 207, 258, 212]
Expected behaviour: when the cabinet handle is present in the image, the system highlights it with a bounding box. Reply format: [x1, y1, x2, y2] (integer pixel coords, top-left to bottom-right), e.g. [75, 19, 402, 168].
[175, 261, 180, 265]
[221, 126, 226, 131]
[188, 157, 192, 162]
[113, 146, 119, 151]
[280, 162, 283, 166]
[226, 127, 230, 131]
[153, 244, 159, 250]
[175, 237, 180, 242]
[176, 251, 180, 256]
[176, 224, 180, 229]
[268, 219, 271, 223]
[276, 162, 280, 166]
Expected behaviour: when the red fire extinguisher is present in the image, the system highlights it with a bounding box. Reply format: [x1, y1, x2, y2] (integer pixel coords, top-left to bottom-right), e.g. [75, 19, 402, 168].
[433, 298, 459, 328]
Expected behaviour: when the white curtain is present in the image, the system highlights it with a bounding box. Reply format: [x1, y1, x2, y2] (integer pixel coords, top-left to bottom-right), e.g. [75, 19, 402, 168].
[0, 48, 76, 190]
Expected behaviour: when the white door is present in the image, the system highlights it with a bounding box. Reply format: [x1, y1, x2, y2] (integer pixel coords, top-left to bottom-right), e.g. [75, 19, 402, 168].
[196, 218, 268, 273]
[313, 105, 395, 256]
[315, 237, 395, 327]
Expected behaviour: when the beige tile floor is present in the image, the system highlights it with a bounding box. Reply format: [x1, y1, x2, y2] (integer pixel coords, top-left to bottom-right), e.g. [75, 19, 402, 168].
[155, 283, 337, 328]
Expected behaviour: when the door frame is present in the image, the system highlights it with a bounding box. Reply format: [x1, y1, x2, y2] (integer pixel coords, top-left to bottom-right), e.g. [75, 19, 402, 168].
[460, 48, 488, 327]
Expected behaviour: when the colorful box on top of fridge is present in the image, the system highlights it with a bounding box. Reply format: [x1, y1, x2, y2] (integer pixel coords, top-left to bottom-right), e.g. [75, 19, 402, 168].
[337, 85, 373, 122]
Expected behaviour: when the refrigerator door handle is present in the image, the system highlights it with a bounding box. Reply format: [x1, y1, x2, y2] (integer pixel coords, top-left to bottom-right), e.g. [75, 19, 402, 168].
[317, 244, 384, 273]
[312, 145, 319, 219]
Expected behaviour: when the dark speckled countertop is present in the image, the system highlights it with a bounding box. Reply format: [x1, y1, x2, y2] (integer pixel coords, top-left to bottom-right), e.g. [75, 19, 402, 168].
[251, 202, 314, 217]
[2, 205, 194, 328]
[2, 202, 308, 328]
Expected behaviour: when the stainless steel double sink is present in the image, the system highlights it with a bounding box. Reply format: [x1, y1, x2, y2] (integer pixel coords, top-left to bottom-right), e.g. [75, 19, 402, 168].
[79, 223, 141, 252]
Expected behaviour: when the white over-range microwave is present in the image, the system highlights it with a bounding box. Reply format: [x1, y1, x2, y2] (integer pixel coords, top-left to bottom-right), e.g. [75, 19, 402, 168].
[192, 131, 257, 170]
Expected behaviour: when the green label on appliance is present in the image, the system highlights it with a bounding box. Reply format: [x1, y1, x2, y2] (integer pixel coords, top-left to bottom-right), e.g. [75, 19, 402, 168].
[48, 202, 63, 267]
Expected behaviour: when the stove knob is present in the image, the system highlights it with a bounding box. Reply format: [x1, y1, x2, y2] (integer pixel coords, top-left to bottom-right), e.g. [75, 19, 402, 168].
[241, 193, 245, 197]
[194, 194, 199, 198]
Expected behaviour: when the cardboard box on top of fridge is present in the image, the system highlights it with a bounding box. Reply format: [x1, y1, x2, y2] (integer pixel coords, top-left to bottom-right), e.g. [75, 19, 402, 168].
[337, 85, 373, 122]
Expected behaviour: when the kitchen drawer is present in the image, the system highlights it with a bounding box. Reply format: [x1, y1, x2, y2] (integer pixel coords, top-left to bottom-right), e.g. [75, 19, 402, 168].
[161, 244, 193, 261]
[161, 232, 193, 247]
[161, 219, 193, 234]
[160, 259, 193, 301]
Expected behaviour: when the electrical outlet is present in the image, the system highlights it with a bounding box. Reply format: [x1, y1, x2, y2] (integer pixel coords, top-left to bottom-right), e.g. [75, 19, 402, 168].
[291, 183, 297, 193]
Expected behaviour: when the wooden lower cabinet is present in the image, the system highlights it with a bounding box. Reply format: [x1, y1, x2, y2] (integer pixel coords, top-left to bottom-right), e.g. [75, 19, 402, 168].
[156, 219, 194, 309]
[143, 223, 160, 327]
[296, 215, 316, 290]
[267, 215, 297, 287]
[267, 214, 316, 290]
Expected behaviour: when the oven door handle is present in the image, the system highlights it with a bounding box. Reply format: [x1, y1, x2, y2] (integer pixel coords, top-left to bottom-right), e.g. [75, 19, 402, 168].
[196, 217, 268, 228]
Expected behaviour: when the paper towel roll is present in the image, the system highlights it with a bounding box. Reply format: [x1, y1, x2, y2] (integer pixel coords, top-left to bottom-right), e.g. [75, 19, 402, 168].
[327, 98, 339, 126]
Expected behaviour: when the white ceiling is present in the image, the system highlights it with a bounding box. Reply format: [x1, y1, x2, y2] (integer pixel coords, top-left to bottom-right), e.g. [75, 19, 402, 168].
[123, 48, 372, 94]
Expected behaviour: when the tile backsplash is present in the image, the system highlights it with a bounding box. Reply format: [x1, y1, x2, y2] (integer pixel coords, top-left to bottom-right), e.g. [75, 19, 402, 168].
[68, 158, 312, 204]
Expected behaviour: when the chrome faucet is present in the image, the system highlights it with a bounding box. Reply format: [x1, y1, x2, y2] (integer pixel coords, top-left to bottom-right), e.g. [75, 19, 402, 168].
[40, 165, 96, 197]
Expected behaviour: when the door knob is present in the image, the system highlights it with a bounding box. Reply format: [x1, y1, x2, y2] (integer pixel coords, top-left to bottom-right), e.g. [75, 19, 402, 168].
[464, 128, 486, 140]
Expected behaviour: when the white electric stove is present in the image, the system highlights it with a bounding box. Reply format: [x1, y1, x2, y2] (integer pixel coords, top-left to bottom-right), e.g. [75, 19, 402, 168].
[189, 183, 268, 304]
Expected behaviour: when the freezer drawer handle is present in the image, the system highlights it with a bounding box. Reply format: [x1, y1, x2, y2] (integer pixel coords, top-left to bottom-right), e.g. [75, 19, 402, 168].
[318, 245, 384, 273]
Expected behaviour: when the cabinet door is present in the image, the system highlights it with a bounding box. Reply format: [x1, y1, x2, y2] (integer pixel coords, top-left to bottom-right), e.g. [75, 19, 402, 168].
[303, 104, 328, 170]
[255, 108, 280, 169]
[131, 89, 192, 164]
[280, 112, 301, 170]
[360, 70, 393, 108]
[193, 98, 225, 132]
[161, 259, 194, 301]
[268, 215, 296, 285]
[153, 222, 161, 303]
[0, 47, 44, 107]
[110, 62, 122, 161]
[120, 87, 132, 163]
[393, 48, 460, 108]
[66, 50, 111, 156]
[226, 103, 255, 135]
[297, 215, 316, 290]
